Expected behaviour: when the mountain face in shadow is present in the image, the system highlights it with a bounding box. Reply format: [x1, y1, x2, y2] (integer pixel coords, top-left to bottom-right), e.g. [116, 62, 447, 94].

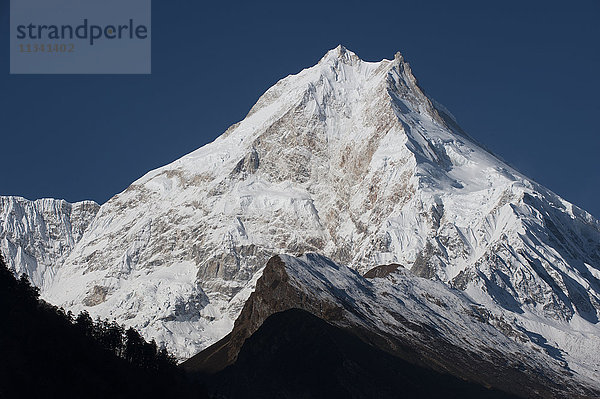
[205, 308, 522, 399]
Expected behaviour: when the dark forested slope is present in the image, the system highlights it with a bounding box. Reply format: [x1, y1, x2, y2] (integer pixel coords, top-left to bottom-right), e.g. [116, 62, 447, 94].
[0, 253, 204, 399]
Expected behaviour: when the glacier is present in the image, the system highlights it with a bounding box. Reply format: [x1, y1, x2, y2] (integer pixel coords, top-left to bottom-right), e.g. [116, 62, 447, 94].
[0, 196, 99, 290]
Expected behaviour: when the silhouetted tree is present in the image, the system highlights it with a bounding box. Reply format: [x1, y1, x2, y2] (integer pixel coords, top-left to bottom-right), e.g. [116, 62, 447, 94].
[0, 254, 15, 296]
[142, 339, 159, 369]
[0, 253, 12, 281]
[18, 273, 40, 301]
[75, 311, 94, 337]
[125, 327, 145, 366]
[157, 346, 178, 371]
[91, 319, 125, 357]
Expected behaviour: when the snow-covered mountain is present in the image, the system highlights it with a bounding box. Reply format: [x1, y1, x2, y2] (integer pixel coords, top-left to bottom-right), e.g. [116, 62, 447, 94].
[2, 46, 599, 391]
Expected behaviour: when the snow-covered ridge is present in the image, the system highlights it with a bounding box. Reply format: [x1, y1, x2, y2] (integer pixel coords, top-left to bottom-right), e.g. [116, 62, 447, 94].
[2, 46, 599, 379]
[187, 252, 598, 397]
[271, 253, 598, 397]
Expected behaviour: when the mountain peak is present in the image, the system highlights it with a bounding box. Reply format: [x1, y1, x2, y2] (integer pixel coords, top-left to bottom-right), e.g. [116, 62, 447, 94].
[319, 45, 361, 65]
[394, 50, 404, 63]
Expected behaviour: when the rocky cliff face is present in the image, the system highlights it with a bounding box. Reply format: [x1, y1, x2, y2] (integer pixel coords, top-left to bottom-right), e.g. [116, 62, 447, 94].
[2, 46, 599, 379]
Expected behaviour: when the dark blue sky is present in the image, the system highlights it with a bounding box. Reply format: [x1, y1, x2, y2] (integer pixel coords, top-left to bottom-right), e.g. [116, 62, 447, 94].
[1, 0, 599, 217]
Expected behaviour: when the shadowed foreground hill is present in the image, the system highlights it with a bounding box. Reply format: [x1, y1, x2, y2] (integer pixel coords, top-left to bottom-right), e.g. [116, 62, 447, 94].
[202, 308, 523, 399]
[0, 254, 205, 399]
